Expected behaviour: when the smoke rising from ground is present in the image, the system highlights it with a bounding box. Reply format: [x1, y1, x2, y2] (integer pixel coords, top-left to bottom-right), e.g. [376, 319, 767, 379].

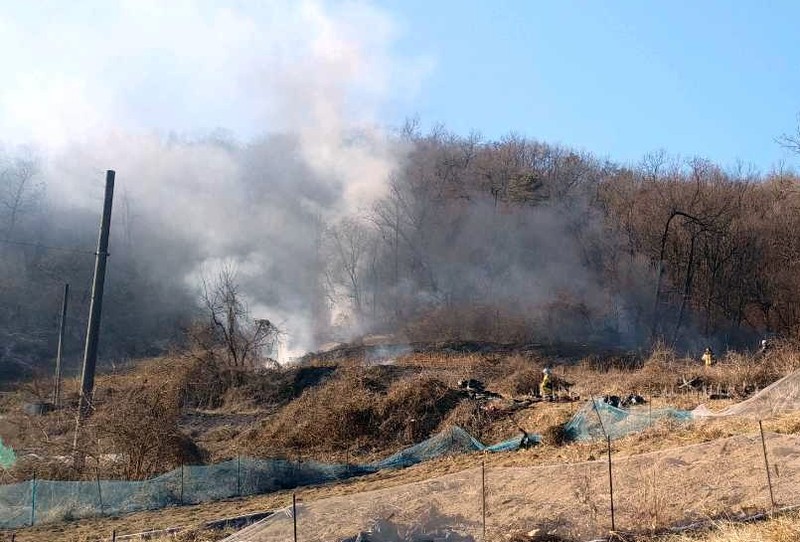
[1, 2, 743, 371]
[0, 1, 432, 358]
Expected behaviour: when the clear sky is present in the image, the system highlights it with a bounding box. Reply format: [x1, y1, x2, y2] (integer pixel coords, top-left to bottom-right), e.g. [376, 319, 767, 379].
[376, 0, 800, 170]
[1, 1, 799, 171]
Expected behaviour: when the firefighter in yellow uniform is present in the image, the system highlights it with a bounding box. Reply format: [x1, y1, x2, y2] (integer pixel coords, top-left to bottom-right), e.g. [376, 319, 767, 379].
[702, 347, 714, 367]
[540, 367, 554, 400]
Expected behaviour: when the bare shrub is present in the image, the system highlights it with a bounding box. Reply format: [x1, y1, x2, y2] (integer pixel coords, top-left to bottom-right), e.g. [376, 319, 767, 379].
[194, 265, 280, 368]
[179, 354, 233, 409]
[439, 400, 492, 440]
[93, 385, 203, 480]
[379, 377, 462, 443]
[254, 370, 381, 455]
[541, 422, 569, 446]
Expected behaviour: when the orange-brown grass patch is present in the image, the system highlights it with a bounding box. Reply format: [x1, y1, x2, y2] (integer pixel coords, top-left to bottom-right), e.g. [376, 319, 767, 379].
[378, 376, 462, 443]
[657, 510, 800, 542]
[244, 368, 465, 461]
[560, 343, 800, 401]
[438, 400, 493, 440]
[490, 354, 548, 397]
[249, 368, 381, 458]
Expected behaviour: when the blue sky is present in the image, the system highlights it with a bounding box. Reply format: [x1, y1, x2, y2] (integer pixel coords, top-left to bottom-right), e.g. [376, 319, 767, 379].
[1, 1, 798, 172]
[377, 0, 800, 170]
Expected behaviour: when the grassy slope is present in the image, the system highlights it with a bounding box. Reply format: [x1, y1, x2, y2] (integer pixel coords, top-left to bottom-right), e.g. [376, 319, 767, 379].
[5, 344, 800, 540]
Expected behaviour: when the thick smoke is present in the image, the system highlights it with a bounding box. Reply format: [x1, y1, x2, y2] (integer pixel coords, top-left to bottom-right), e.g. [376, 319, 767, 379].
[0, 1, 430, 359]
[0, 2, 663, 373]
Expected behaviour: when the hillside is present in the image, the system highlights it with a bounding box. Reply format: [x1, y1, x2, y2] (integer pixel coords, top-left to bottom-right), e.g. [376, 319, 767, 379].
[3, 342, 800, 540]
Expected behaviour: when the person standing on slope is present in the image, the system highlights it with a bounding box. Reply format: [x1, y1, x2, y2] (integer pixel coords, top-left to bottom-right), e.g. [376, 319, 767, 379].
[702, 347, 714, 367]
[540, 367, 555, 400]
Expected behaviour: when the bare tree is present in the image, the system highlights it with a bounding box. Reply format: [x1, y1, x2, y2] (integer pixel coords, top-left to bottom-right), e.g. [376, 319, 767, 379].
[325, 217, 373, 327]
[0, 149, 42, 240]
[778, 114, 800, 154]
[198, 265, 280, 367]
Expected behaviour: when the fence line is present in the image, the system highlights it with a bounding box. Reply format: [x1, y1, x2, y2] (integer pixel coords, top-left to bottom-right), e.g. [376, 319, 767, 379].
[221, 426, 797, 542]
[1, 422, 796, 540]
[0, 426, 524, 530]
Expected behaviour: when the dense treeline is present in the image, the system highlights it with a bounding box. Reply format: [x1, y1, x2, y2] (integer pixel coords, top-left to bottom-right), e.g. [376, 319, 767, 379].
[324, 127, 799, 349]
[1, 129, 798, 378]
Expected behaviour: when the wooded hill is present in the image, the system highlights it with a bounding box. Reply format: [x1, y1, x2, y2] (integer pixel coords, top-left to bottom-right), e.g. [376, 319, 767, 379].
[1, 128, 798, 376]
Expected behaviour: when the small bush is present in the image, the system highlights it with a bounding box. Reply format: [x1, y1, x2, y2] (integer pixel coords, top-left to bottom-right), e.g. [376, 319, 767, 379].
[541, 422, 570, 446]
[439, 400, 493, 440]
[93, 385, 204, 479]
[254, 369, 381, 454]
[249, 370, 464, 457]
[379, 377, 461, 443]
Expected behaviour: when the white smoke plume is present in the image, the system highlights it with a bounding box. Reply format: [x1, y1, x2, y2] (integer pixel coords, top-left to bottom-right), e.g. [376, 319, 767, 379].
[0, 1, 432, 357]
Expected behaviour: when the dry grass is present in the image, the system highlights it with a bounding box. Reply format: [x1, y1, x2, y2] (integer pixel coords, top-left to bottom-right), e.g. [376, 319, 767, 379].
[7, 343, 800, 540]
[244, 369, 463, 461]
[562, 342, 800, 400]
[656, 510, 800, 542]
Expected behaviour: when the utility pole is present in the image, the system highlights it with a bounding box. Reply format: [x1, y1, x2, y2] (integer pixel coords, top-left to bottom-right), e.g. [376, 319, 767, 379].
[74, 171, 115, 455]
[52, 283, 69, 408]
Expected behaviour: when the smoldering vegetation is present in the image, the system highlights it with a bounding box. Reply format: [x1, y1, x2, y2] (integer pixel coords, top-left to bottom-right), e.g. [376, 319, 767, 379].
[1, 130, 799, 381]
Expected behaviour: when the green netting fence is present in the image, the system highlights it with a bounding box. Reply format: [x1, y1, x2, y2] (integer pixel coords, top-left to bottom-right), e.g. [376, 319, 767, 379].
[0, 401, 698, 530]
[0, 426, 530, 529]
[564, 397, 694, 441]
[0, 437, 14, 469]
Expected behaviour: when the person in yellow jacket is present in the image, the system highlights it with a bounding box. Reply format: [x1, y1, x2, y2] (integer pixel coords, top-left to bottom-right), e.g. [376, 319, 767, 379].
[702, 347, 714, 367]
[540, 367, 554, 400]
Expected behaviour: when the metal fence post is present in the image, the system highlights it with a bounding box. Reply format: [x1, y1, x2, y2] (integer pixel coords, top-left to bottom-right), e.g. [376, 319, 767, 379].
[30, 472, 36, 527]
[96, 469, 104, 515]
[607, 436, 615, 532]
[293, 493, 298, 542]
[111, 529, 116, 542]
[481, 459, 487, 542]
[237, 455, 242, 497]
[758, 420, 776, 509]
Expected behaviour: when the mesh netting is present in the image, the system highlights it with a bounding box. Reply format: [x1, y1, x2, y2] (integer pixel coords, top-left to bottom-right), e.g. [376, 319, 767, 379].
[224, 467, 487, 542]
[564, 398, 694, 441]
[224, 431, 800, 542]
[0, 437, 14, 469]
[0, 426, 524, 529]
[0, 480, 31, 528]
[371, 426, 533, 469]
[694, 369, 800, 419]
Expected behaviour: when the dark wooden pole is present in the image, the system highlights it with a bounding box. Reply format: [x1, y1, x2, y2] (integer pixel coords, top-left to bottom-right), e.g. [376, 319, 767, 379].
[759, 420, 776, 509]
[53, 283, 69, 407]
[237, 455, 241, 497]
[30, 472, 36, 527]
[73, 171, 115, 466]
[77, 170, 115, 421]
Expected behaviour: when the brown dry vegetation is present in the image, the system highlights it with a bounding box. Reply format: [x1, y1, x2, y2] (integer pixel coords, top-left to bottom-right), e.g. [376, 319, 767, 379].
[5, 342, 800, 481]
[655, 510, 800, 542]
[5, 342, 800, 540]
